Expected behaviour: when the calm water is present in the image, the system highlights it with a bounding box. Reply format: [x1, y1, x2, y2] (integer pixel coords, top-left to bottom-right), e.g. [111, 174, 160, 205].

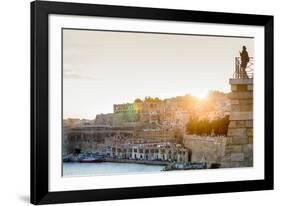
[63, 162, 165, 177]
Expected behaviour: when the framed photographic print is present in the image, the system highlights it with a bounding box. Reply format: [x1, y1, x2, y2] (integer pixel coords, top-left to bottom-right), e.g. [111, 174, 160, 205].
[31, 0, 274, 204]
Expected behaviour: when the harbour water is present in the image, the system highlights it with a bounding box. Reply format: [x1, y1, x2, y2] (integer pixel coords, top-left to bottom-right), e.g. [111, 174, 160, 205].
[63, 162, 165, 177]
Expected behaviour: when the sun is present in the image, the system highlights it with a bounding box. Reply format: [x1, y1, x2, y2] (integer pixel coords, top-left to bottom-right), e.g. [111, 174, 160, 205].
[193, 91, 208, 100]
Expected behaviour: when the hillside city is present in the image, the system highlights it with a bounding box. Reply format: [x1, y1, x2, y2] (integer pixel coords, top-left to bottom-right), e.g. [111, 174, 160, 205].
[63, 91, 231, 169]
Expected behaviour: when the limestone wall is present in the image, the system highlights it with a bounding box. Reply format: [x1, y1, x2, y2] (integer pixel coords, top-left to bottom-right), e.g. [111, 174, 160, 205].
[221, 78, 253, 168]
[95, 113, 141, 127]
[183, 135, 227, 166]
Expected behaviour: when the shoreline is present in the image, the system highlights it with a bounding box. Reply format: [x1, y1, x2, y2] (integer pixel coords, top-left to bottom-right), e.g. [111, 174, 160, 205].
[65, 158, 169, 166]
[103, 158, 169, 166]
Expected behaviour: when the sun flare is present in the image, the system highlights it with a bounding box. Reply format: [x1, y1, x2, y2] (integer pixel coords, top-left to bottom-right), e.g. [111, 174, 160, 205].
[193, 91, 208, 100]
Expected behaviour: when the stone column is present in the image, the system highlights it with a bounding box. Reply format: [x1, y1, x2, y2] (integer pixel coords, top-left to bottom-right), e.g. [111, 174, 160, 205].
[221, 78, 253, 168]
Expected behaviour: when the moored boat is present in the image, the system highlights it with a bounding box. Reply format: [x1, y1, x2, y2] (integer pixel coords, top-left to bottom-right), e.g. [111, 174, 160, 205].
[79, 157, 103, 163]
[63, 155, 71, 162]
[162, 162, 207, 171]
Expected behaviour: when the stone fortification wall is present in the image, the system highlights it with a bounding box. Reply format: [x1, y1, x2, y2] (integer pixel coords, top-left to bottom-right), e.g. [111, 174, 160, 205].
[183, 135, 227, 166]
[221, 78, 253, 168]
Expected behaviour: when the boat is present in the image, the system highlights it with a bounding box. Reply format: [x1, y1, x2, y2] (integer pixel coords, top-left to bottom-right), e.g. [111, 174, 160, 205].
[162, 162, 207, 171]
[63, 155, 71, 162]
[79, 156, 103, 163]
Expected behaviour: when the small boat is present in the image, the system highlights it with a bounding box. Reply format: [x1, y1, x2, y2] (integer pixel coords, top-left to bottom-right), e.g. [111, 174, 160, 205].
[162, 162, 207, 171]
[79, 157, 103, 163]
[63, 155, 71, 162]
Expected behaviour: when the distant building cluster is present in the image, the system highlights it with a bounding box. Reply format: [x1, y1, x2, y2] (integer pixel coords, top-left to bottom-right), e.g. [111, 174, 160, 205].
[108, 142, 189, 162]
[63, 118, 95, 129]
[63, 91, 231, 165]
[108, 92, 230, 128]
[112, 97, 189, 128]
[64, 92, 230, 130]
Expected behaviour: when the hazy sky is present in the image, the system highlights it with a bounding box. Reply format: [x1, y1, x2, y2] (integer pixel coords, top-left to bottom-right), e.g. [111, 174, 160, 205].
[63, 29, 254, 119]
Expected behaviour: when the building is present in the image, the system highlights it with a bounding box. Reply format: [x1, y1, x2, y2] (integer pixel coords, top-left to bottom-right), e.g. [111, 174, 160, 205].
[109, 142, 189, 163]
[113, 103, 136, 113]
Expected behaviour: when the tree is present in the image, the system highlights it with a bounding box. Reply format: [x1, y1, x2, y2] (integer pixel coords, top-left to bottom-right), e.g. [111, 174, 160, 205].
[186, 115, 229, 136]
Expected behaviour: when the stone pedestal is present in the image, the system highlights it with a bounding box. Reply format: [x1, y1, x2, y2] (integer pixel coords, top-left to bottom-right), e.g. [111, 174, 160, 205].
[221, 78, 253, 168]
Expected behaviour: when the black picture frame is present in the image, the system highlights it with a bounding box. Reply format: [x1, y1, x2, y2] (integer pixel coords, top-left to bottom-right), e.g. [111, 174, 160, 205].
[31, 0, 274, 205]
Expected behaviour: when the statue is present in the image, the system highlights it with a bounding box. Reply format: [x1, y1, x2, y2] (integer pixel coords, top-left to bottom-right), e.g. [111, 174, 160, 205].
[239, 46, 250, 78]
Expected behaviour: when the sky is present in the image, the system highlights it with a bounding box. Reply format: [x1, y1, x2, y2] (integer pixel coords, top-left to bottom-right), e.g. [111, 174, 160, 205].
[63, 29, 254, 119]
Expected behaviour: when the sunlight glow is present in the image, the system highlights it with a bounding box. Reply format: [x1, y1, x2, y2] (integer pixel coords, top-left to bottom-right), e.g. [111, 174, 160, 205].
[193, 91, 208, 100]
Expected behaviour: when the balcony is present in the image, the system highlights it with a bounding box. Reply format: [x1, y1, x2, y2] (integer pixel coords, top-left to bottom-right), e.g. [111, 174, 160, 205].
[233, 57, 254, 79]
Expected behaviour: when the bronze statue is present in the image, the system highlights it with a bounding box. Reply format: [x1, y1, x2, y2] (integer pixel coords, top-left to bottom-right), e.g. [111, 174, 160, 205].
[240, 46, 249, 78]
